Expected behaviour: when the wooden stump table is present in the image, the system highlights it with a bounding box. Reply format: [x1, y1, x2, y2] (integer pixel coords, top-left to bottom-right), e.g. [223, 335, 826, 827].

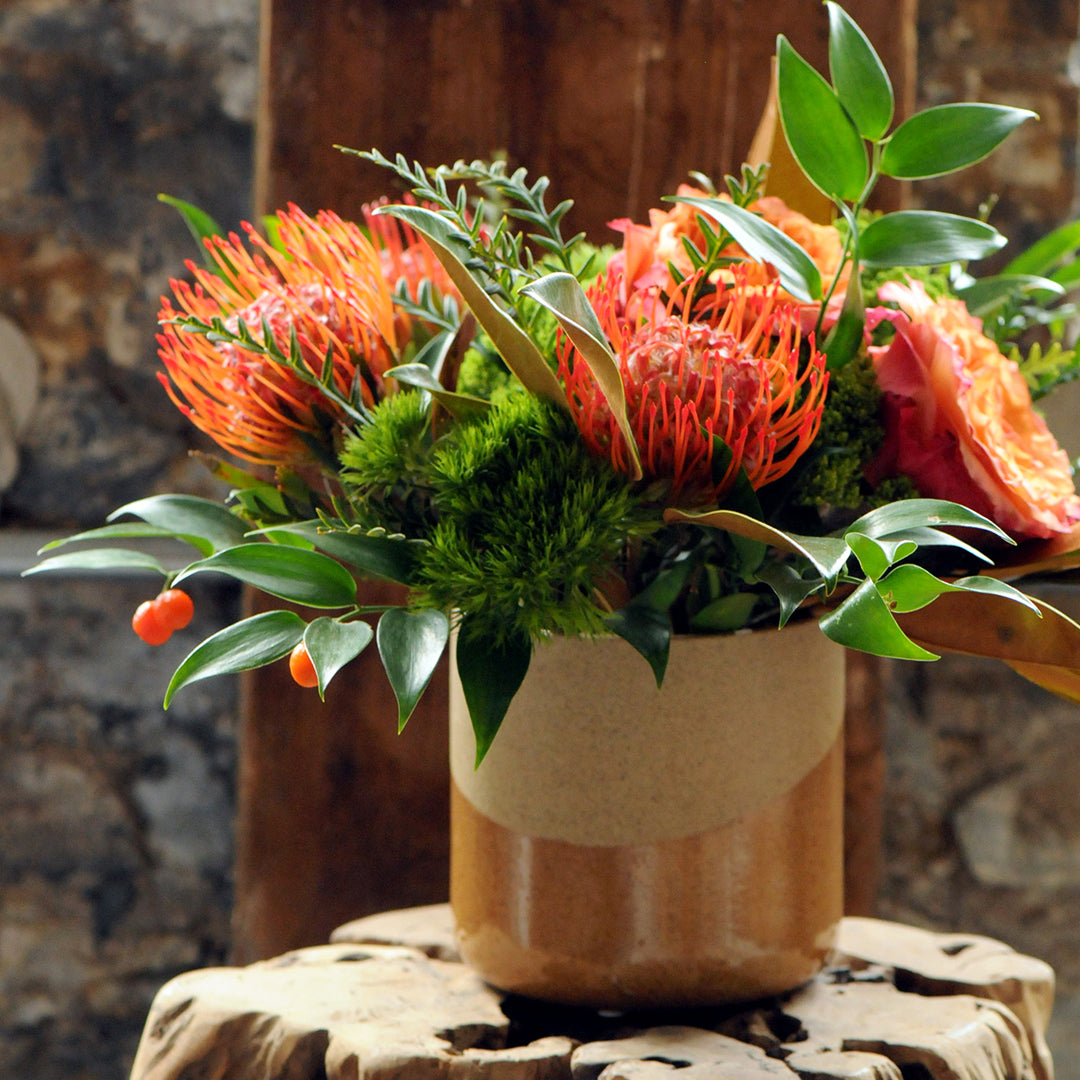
[128, 905, 1055, 1080]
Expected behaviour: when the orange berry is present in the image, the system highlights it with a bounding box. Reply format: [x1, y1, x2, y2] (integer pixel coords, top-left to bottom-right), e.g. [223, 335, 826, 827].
[157, 588, 194, 630]
[132, 599, 172, 646]
[289, 642, 319, 688]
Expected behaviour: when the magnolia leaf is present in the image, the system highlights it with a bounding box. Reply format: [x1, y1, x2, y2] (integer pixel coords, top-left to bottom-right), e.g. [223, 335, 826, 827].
[305, 616, 375, 698]
[895, 526, 992, 564]
[260, 522, 420, 584]
[666, 508, 851, 584]
[108, 495, 250, 552]
[880, 103, 1037, 180]
[22, 548, 169, 578]
[173, 543, 358, 608]
[896, 591, 1080, 669]
[37, 522, 215, 557]
[604, 603, 671, 687]
[454, 618, 532, 767]
[158, 193, 227, 274]
[776, 34, 868, 203]
[1006, 658, 1080, 705]
[860, 211, 1007, 268]
[676, 196, 822, 302]
[754, 562, 823, 626]
[164, 610, 305, 707]
[521, 272, 642, 480]
[374, 204, 567, 405]
[848, 498, 1011, 543]
[819, 578, 939, 660]
[688, 592, 758, 632]
[846, 532, 917, 581]
[386, 363, 492, 418]
[1004, 219, 1080, 277]
[377, 608, 450, 731]
[826, 1, 893, 141]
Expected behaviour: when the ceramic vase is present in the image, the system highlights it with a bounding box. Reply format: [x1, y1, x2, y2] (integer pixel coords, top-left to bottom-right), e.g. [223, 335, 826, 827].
[448, 618, 845, 1008]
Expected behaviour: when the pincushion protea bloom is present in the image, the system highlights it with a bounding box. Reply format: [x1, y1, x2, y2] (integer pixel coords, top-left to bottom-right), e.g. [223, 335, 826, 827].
[157, 204, 399, 469]
[559, 271, 829, 504]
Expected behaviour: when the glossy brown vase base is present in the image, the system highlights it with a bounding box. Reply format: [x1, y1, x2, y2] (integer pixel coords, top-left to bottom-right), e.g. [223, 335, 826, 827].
[451, 734, 844, 1009]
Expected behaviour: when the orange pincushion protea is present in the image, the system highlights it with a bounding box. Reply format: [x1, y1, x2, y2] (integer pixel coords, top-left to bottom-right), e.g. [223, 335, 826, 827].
[157, 204, 399, 469]
[559, 272, 829, 504]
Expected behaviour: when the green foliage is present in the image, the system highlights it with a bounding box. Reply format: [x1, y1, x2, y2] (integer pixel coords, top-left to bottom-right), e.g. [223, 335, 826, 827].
[1012, 340, 1080, 401]
[339, 390, 438, 535]
[791, 353, 886, 511]
[411, 395, 639, 646]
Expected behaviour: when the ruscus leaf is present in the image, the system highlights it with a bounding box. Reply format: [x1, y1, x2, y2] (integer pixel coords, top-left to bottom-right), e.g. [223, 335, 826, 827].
[164, 610, 306, 707]
[173, 544, 358, 608]
[108, 495, 249, 552]
[377, 608, 450, 731]
[860, 211, 1006, 267]
[826, 1, 894, 140]
[305, 616, 375, 697]
[776, 34, 868, 202]
[880, 103, 1036, 180]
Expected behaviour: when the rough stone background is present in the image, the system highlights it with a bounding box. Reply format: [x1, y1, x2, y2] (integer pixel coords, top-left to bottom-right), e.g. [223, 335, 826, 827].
[3, 2, 1080, 1079]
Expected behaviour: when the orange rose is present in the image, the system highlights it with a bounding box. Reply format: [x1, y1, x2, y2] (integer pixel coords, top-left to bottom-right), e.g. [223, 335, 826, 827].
[608, 190, 849, 314]
[868, 280, 1080, 539]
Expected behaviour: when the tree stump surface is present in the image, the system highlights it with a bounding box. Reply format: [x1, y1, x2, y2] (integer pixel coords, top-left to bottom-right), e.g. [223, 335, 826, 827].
[129, 909, 1053, 1080]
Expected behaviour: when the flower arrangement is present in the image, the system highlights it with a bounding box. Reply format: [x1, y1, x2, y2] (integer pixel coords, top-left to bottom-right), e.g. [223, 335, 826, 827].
[27, 3, 1080, 762]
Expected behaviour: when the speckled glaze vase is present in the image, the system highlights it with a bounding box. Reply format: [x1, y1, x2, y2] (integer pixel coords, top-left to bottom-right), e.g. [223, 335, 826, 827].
[448, 618, 846, 1008]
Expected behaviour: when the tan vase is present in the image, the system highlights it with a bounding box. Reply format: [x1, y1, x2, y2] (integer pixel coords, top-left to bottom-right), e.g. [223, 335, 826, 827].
[449, 618, 845, 1008]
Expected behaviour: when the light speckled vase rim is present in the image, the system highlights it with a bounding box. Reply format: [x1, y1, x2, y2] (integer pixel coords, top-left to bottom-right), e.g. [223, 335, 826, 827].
[450, 619, 846, 846]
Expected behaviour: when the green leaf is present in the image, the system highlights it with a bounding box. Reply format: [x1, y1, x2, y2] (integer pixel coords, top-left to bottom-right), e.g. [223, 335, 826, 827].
[889, 526, 991, 564]
[860, 211, 1006, 268]
[846, 532, 917, 581]
[876, 563, 958, 612]
[374, 204, 568, 405]
[822, 265, 865, 370]
[955, 274, 1063, 318]
[633, 556, 695, 613]
[158, 193, 226, 273]
[604, 604, 671, 688]
[881, 103, 1041, 181]
[819, 578, 939, 659]
[880, 104, 1037, 181]
[666, 508, 851, 585]
[108, 495, 250, 552]
[688, 592, 758, 632]
[952, 574, 1041, 613]
[521, 272, 643, 479]
[37, 522, 215, 557]
[849, 498, 1011, 543]
[386, 363, 492, 419]
[173, 544, 358, 608]
[454, 618, 532, 767]
[305, 616, 375, 697]
[676, 196, 822, 302]
[259, 522, 420, 584]
[376, 608, 450, 731]
[754, 562, 824, 626]
[776, 34, 868, 202]
[164, 610, 305, 707]
[826, 1, 893, 141]
[1003, 219, 1080, 277]
[21, 548, 169, 578]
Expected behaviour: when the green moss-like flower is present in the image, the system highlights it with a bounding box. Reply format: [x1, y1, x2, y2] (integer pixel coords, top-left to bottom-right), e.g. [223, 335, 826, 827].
[413, 394, 638, 645]
[338, 390, 436, 534]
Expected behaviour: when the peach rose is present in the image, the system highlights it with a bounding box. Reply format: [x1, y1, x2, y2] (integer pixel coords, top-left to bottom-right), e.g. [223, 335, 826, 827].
[867, 280, 1080, 540]
[608, 189, 849, 307]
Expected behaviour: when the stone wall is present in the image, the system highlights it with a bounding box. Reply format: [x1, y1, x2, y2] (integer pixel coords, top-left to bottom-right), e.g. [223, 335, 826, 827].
[3, 1, 1080, 1078]
[0, 2, 255, 1079]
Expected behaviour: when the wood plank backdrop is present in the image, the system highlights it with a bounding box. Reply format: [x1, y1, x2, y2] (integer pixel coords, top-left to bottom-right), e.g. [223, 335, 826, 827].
[236, 0, 914, 961]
